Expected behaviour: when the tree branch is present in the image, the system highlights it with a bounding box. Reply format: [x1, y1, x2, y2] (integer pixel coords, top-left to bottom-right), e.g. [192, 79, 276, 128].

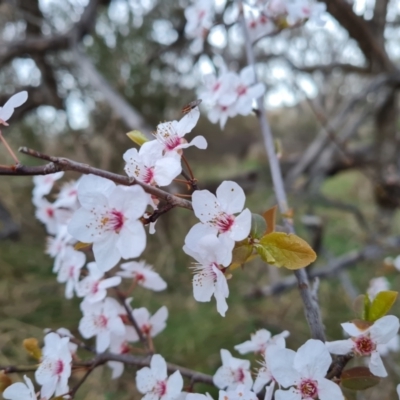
[0, 147, 193, 211]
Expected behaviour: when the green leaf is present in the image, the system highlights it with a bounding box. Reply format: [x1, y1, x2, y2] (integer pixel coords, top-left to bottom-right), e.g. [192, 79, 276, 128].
[257, 232, 317, 269]
[341, 367, 380, 391]
[366, 291, 398, 322]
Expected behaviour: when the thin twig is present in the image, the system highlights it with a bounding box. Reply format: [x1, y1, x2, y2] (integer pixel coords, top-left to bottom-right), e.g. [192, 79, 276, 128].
[239, 1, 326, 341]
[0, 130, 19, 164]
[0, 147, 193, 211]
[114, 289, 149, 350]
[75, 352, 214, 385]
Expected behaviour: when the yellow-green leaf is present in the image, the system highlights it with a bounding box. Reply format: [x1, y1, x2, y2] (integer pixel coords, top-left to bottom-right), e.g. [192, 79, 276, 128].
[366, 291, 398, 322]
[258, 232, 316, 269]
[126, 130, 149, 146]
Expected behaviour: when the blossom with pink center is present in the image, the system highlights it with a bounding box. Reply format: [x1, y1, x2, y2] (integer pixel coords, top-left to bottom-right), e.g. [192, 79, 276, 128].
[145, 106, 207, 157]
[123, 141, 182, 187]
[68, 174, 148, 272]
[270, 339, 344, 400]
[129, 306, 168, 341]
[33, 197, 65, 235]
[213, 349, 253, 390]
[218, 384, 258, 400]
[246, 12, 275, 42]
[136, 354, 183, 400]
[200, 66, 264, 129]
[117, 260, 167, 291]
[235, 329, 290, 355]
[3, 375, 37, 400]
[183, 234, 232, 316]
[200, 69, 235, 106]
[326, 315, 400, 377]
[35, 332, 72, 400]
[0, 91, 28, 125]
[187, 181, 251, 254]
[208, 102, 238, 130]
[221, 66, 265, 116]
[32, 171, 64, 200]
[79, 297, 126, 353]
[56, 245, 86, 299]
[77, 261, 122, 303]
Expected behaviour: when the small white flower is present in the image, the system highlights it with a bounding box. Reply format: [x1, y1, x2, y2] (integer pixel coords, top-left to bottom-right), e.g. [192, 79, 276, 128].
[187, 181, 251, 253]
[56, 245, 86, 299]
[183, 234, 232, 317]
[213, 349, 253, 390]
[77, 261, 121, 303]
[68, 174, 148, 271]
[79, 297, 126, 353]
[32, 172, 64, 199]
[145, 106, 207, 156]
[326, 315, 400, 377]
[234, 329, 289, 355]
[130, 306, 168, 340]
[53, 179, 80, 209]
[136, 354, 183, 400]
[271, 339, 344, 400]
[43, 327, 78, 355]
[123, 141, 182, 187]
[35, 332, 72, 400]
[3, 375, 36, 400]
[118, 260, 167, 291]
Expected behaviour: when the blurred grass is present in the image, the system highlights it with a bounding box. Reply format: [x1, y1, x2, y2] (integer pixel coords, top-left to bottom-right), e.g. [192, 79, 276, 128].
[1, 137, 400, 399]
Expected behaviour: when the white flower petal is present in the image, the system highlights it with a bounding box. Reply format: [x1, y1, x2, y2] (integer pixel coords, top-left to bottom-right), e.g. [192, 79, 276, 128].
[369, 351, 387, 377]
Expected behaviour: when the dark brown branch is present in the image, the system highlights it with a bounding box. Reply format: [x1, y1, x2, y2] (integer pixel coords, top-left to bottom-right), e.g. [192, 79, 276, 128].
[0, 147, 193, 211]
[319, 0, 394, 72]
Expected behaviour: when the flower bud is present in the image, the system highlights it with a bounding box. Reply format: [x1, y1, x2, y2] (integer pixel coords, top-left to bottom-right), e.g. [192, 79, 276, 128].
[23, 338, 42, 360]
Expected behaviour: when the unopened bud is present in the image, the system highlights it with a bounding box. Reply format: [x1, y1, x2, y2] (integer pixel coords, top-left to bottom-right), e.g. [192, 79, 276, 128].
[126, 130, 149, 146]
[250, 213, 267, 240]
[23, 338, 42, 360]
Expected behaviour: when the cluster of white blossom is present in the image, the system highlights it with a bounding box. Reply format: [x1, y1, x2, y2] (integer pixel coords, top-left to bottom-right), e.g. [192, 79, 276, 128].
[245, 0, 326, 42]
[199, 65, 265, 129]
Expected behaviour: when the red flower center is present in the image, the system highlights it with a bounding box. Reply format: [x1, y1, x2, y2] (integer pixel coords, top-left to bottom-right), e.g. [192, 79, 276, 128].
[214, 212, 235, 233]
[55, 359, 64, 375]
[354, 335, 376, 356]
[299, 379, 318, 398]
